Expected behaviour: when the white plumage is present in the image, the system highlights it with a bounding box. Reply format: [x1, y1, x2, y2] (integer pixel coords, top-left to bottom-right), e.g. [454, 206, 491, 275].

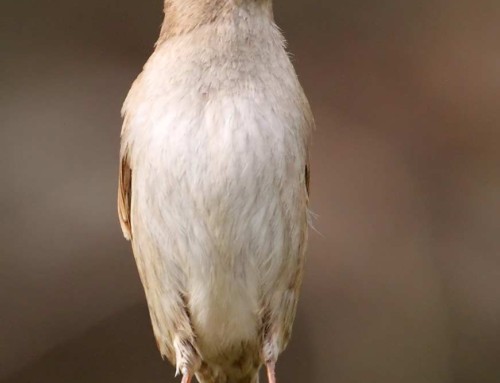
[118, 1, 313, 382]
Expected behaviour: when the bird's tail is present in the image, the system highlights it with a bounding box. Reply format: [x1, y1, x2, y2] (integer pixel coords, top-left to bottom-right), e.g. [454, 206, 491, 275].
[196, 367, 259, 383]
[198, 378, 258, 383]
[197, 376, 259, 383]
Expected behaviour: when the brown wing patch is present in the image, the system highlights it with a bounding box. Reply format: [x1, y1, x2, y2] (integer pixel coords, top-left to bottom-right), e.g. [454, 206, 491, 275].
[118, 150, 132, 240]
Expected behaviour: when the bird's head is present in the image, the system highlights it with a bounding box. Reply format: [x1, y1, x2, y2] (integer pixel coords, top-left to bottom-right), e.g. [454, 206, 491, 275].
[160, 0, 273, 40]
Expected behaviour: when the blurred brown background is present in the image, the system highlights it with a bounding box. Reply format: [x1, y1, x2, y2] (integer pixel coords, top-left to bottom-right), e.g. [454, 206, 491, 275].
[1, 0, 499, 382]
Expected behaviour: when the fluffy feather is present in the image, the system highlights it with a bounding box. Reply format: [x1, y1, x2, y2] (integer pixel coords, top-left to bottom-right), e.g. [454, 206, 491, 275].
[118, 1, 313, 382]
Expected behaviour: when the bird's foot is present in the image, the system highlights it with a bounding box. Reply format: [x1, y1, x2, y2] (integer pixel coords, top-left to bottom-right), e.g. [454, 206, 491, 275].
[266, 361, 277, 383]
[181, 370, 192, 383]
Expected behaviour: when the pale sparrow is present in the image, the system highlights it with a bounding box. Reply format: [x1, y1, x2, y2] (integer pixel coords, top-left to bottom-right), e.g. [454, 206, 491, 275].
[118, 1, 313, 382]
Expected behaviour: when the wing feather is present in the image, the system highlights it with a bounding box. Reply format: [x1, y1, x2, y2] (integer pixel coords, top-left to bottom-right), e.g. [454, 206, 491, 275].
[118, 149, 132, 240]
[305, 163, 310, 196]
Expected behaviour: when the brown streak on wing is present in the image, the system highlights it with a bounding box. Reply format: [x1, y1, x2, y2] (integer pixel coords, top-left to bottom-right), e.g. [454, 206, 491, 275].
[118, 150, 132, 240]
[305, 163, 310, 197]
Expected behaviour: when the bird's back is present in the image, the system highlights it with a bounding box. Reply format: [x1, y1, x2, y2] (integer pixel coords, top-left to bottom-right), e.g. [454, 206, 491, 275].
[119, 2, 313, 381]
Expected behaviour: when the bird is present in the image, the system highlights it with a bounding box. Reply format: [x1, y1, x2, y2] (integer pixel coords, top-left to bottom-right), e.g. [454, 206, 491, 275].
[118, 1, 313, 382]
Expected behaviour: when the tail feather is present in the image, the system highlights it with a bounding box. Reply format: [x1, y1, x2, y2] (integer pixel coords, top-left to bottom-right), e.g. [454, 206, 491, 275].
[196, 366, 260, 383]
[196, 375, 259, 383]
[197, 377, 259, 383]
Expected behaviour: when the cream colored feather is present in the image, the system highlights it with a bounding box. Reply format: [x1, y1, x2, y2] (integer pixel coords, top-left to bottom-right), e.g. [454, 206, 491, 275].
[118, 1, 313, 382]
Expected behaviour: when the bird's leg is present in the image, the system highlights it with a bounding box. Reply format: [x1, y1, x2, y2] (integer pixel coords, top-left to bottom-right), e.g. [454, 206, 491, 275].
[266, 361, 277, 383]
[181, 371, 192, 383]
[174, 336, 201, 383]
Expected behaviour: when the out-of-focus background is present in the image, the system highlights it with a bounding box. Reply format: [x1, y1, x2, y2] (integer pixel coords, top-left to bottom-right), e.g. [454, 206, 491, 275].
[1, 0, 499, 382]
